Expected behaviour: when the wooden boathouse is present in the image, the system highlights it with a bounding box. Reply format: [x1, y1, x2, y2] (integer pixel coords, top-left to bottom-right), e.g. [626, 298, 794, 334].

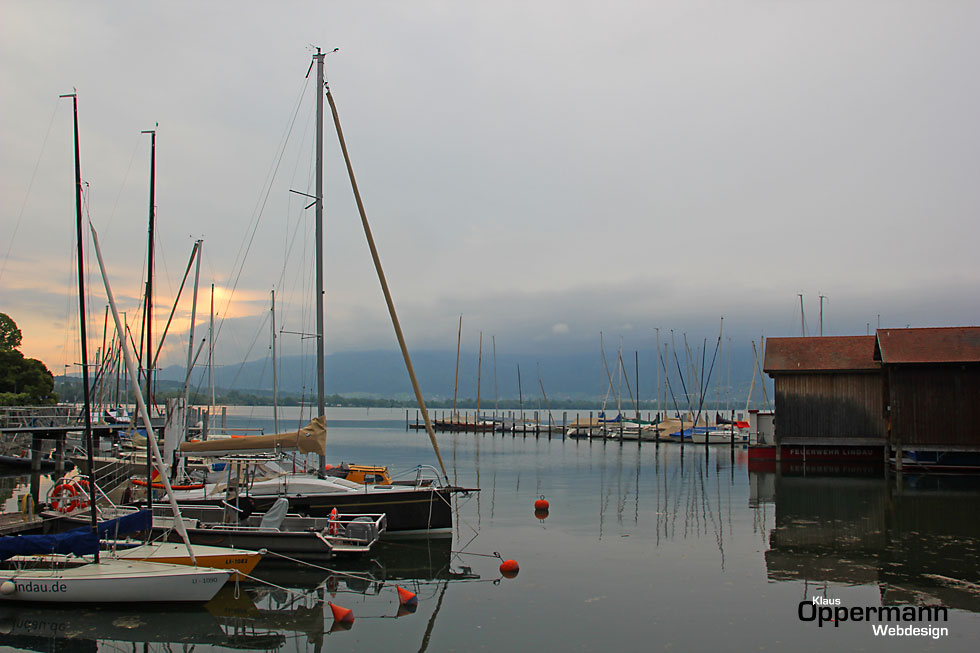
[763, 335, 887, 460]
[876, 327, 980, 464]
[763, 327, 980, 466]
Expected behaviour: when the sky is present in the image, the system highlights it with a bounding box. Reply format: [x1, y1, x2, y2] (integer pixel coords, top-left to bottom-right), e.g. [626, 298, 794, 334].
[2, 0, 979, 380]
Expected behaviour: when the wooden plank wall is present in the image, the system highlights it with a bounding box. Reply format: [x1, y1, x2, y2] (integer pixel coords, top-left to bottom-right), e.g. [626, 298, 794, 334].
[890, 366, 980, 447]
[773, 372, 886, 441]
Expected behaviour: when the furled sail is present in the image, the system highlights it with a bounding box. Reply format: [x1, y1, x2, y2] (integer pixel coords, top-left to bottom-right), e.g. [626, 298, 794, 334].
[177, 417, 326, 457]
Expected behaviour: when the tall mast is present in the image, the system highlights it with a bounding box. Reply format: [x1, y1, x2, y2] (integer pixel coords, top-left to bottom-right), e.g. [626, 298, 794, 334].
[819, 294, 826, 337]
[798, 293, 805, 337]
[142, 127, 156, 508]
[314, 47, 326, 473]
[62, 91, 97, 555]
[183, 240, 202, 440]
[271, 289, 279, 434]
[142, 128, 156, 409]
[452, 315, 462, 416]
[476, 331, 483, 420]
[492, 336, 498, 414]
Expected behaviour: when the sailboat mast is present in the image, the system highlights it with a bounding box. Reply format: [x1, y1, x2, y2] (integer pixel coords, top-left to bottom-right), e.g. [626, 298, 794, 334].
[517, 364, 524, 426]
[314, 47, 327, 473]
[324, 77, 449, 480]
[492, 335, 498, 414]
[476, 331, 482, 420]
[271, 289, 279, 434]
[798, 293, 805, 336]
[63, 91, 97, 553]
[183, 240, 202, 440]
[452, 315, 462, 416]
[142, 128, 156, 409]
[142, 127, 156, 510]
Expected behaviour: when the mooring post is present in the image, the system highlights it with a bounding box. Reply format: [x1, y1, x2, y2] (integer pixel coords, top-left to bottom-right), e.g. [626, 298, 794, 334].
[588, 411, 593, 439]
[55, 433, 65, 474]
[30, 432, 42, 506]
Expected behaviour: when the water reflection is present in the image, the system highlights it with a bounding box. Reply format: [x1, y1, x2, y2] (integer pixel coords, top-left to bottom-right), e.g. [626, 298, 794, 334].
[0, 534, 482, 652]
[759, 466, 980, 613]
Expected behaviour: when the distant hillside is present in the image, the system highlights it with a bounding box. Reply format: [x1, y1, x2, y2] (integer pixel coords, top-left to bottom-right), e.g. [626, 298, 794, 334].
[153, 346, 771, 407]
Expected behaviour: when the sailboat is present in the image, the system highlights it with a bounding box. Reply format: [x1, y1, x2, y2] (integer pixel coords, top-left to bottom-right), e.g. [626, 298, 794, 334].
[158, 50, 474, 534]
[1, 93, 233, 603]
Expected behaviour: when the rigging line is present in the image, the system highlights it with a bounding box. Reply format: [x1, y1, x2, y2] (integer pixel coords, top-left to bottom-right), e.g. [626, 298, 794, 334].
[1, 100, 60, 285]
[103, 134, 143, 233]
[227, 311, 271, 389]
[216, 73, 312, 344]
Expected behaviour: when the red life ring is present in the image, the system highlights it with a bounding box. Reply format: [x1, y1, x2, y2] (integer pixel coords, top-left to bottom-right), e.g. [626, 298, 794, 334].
[50, 482, 79, 513]
[328, 507, 339, 536]
[73, 479, 91, 509]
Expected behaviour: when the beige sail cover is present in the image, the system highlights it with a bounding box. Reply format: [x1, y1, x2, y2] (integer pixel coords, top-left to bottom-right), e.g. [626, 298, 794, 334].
[178, 416, 326, 457]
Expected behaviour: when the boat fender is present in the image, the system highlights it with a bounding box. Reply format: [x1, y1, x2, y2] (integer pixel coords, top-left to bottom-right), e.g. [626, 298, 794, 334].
[327, 507, 339, 536]
[18, 493, 34, 516]
[0, 580, 16, 595]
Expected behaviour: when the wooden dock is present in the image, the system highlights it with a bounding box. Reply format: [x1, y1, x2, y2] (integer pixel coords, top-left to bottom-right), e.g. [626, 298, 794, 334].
[0, 511, 43, 536]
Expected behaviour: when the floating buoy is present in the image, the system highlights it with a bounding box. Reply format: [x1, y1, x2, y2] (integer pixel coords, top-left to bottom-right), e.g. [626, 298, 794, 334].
[328, 601, 355, 624]
[396, 585, 418, 607]
[396, 602, 418, 617]
[329, 620, 354, 633]
[0, 581, 15, 595]
[534, 496, 549, 511]
[534, 508, 549, 521]
[499, 559, 520, 578]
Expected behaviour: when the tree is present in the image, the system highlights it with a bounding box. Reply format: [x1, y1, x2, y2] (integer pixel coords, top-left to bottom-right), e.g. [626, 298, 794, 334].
[0, 313, 57, 405]
[0, 312, 22, 352]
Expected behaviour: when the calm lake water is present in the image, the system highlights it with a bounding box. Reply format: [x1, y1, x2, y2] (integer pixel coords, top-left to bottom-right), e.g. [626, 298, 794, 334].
[2, 406, 979, 651]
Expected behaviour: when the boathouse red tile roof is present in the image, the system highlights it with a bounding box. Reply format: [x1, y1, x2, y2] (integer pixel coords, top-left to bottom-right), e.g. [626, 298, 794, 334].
[874, 326, 980, 364]
[763, 336, 879, 372]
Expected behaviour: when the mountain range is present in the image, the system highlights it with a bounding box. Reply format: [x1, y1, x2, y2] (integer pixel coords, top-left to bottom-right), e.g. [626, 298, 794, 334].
[154, 345, 771, 407]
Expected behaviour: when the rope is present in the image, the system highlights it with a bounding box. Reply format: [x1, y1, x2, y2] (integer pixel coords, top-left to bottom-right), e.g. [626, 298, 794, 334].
[1, 100, 59, 285]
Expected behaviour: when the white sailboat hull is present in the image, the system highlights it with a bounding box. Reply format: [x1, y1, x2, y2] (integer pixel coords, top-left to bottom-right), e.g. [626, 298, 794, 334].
[0, 558, 231, 603]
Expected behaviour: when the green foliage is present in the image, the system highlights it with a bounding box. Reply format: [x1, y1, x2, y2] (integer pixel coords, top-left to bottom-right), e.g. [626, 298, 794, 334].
[0, 313, 22, 352]
[0, 315, 57, 405]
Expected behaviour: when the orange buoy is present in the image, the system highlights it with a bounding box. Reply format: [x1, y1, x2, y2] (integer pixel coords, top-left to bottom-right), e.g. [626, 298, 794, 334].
[329, 620, 354, 633]
[329, 601, 355, 623]
[499, 559, 520, 578]
[534, 496, 549, 511]
[534, 508, 549, 521]
[396, 602, 418, 617]
[396, 585, 418, 606]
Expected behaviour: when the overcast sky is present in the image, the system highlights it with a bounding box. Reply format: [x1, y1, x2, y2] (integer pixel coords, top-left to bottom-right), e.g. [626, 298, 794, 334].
[2, 1, 978, 376]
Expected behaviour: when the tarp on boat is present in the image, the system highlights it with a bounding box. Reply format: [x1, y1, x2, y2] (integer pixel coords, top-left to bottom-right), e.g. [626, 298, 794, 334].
[0, 529, 98, 561]
[97, 509, 152, 538]
[0, 510, 152, 561]
[177, 417, 326, 458]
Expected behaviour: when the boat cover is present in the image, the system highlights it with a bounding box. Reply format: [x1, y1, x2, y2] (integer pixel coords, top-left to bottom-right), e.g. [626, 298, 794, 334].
[0, 530, 98, 561]
[178, 417, 326, 457]
[0, 510, 152, 561]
